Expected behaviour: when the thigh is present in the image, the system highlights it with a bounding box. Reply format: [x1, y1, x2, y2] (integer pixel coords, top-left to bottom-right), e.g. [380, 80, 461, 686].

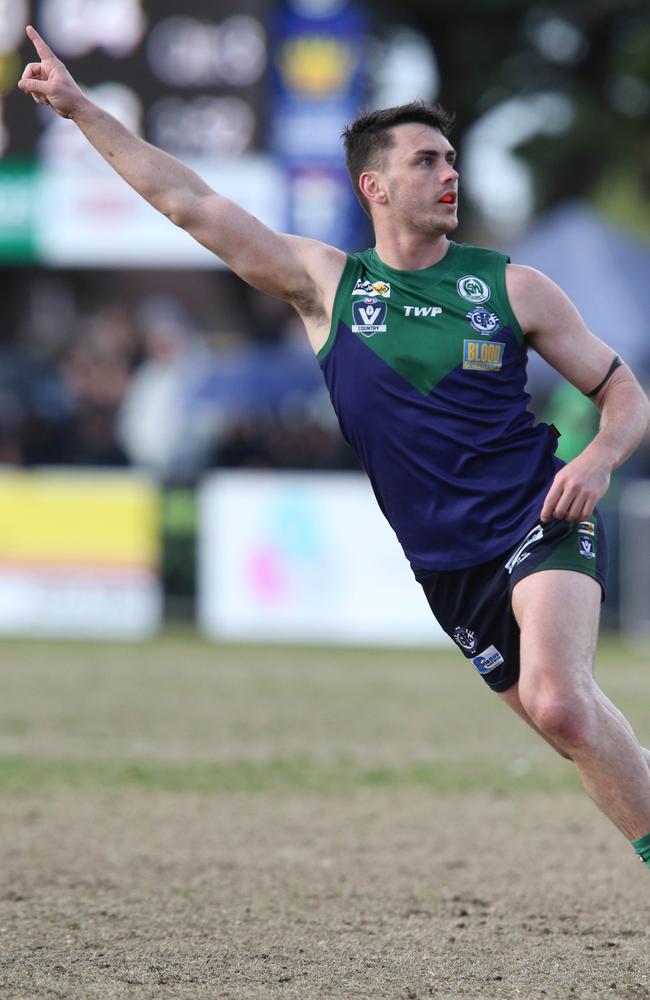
[511, 569, 601, 695]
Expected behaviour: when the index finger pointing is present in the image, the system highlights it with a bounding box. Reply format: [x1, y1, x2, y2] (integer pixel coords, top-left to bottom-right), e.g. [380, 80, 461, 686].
[26, 25, 56, 61]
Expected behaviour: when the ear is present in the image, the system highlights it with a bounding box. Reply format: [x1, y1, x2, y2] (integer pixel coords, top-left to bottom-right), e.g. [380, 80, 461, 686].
[359, 170, 387, 207]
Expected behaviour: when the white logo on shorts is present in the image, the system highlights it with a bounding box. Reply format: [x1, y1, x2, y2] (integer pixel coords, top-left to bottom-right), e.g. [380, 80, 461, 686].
[579, 537, 596, 559]
[453, 626, 477, 653]
[505, 523, 544, 575]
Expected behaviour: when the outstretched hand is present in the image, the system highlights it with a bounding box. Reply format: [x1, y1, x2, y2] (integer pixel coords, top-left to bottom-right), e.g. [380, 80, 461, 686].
[18, 25, 86, 119]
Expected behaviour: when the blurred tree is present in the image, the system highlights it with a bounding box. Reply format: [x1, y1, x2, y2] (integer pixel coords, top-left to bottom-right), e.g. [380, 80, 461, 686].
[370, 0, 650, 238]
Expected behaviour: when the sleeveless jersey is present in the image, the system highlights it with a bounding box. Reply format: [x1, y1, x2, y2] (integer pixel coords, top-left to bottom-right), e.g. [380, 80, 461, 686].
[317, 241, 562, 571]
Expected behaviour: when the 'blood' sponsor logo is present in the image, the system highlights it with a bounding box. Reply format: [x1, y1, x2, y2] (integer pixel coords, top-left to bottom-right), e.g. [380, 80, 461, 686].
[462, 339, 505, 371]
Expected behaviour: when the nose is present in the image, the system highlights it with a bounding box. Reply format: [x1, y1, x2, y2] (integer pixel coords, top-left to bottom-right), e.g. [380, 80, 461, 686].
[444, 161, 459, 183]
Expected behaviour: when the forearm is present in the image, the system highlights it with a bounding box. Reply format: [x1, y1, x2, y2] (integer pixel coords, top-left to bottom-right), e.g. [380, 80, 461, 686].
[72, 97, 211, 221]
[583, 376, 650, 473]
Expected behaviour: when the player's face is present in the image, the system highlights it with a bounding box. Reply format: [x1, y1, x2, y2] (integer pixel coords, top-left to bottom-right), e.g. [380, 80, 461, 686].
[380, 123, 459, 234]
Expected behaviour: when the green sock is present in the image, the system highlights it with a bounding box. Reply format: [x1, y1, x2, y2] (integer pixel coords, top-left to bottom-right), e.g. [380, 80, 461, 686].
[631, 832, 650, 870]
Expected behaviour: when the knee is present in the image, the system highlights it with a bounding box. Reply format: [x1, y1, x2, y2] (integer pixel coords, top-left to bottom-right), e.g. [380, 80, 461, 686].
[520, 684, 595, 752]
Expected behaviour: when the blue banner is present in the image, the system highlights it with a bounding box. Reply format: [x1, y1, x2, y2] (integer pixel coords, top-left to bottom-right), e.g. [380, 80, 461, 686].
[269, 0, 367, 249]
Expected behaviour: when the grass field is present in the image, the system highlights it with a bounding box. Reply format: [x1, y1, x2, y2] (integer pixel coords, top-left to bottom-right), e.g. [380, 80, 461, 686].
[1, 632, 649, 998]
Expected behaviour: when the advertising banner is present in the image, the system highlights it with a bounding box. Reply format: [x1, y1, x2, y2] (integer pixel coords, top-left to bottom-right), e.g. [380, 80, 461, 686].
[0, 470, 162, 638]
[0, 0, 276, 265]
[198, 470, 449, 647]
[269, 0, 367, 249]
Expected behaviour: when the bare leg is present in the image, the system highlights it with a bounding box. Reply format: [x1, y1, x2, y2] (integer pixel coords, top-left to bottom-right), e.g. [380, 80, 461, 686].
[500, 683, 650, 771]
[505, 569, 650, 840]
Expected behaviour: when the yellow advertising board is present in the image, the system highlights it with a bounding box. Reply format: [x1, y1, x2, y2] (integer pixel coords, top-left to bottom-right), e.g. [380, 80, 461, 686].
[0, 471, 161, 638]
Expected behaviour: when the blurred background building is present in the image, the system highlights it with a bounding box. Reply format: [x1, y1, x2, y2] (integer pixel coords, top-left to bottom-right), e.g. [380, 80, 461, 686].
[0, 0, 649, 636]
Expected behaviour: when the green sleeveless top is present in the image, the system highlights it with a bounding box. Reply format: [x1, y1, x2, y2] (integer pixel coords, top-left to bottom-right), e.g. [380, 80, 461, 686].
[317, 241, 561, 570]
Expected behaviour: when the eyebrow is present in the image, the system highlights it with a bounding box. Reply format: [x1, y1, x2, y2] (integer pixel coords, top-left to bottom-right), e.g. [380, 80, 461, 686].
[412, 147, 457, 160]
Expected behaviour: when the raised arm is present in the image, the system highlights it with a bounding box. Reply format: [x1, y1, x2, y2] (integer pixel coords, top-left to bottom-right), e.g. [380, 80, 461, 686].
[18, 26, 345, 346]
[506, 263, 650, 523]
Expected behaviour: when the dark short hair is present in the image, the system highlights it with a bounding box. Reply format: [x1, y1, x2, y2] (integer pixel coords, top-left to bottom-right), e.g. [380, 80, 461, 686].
[342, 100, 455, 217]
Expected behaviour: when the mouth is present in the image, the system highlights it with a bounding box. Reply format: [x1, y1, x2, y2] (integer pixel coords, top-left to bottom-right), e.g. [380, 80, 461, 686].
[438, 192, 457, 205]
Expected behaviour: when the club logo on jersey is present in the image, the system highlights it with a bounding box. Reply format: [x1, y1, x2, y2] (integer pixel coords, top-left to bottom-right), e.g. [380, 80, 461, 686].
[457, 274, 491, 304]
[463, 340, 505, 371]
[453, 626, 477, 653]
[578, 520, 595, 537]
[466, 306, 501, 335]
[472, 645, 504, 675]
[403, 305, 443, 319]
[579, 537, 596, 559]
[352, 298, 388, 336]
[352, 279, 391, 298]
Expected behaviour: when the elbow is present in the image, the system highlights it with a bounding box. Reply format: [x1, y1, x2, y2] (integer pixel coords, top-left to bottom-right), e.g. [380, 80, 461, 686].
[157, 191, 190, 228]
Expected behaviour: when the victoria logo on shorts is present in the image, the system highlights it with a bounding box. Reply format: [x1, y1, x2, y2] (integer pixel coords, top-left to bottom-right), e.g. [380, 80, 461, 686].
[352, 297, 387, 336]
[457, 275, 491, 304]
[453, 625, 477, 653]
[579, 536, 596, 559]
[466, 306, 501, 335]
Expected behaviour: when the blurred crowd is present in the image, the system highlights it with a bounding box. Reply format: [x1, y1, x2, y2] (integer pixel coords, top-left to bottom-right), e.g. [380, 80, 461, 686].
[1, 267, 650, 485]
[0, 272, 358, 483]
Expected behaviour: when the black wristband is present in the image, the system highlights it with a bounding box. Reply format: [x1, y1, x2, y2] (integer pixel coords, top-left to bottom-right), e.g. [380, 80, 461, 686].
[585, 354, 624, 398]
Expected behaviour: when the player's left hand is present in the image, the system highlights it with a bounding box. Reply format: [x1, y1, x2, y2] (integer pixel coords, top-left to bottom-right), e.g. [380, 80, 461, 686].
[540, 453, 611, 523]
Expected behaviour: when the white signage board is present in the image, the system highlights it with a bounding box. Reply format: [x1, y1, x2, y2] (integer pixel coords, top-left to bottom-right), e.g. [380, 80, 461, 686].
[198, 470, 450, 647]
[36, 155, 286, 267]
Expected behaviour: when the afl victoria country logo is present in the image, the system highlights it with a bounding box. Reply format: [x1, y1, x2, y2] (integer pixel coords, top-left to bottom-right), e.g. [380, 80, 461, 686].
[457, 275, 490, 304]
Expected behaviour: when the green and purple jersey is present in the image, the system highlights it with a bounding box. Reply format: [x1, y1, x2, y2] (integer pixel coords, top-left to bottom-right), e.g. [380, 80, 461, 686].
[318, 241, 562, 571]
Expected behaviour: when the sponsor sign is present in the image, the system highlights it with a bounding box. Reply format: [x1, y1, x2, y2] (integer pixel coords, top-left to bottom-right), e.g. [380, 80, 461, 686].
[352, 279, 391, 298]
[463, 340, 505, 371]
[198, 470, 450, 646]
[0, 471, 161, 638]
[472, 645, 504, 674]
[403, 305, 443, 318]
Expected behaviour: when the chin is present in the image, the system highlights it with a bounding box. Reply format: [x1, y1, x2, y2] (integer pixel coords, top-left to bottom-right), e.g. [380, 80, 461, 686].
[427, 214, 458, 235]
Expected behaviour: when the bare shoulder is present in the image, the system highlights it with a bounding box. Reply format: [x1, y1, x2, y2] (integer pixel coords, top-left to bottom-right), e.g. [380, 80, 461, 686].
[504, 263, 570, 336]
[505, 262, 623, 395]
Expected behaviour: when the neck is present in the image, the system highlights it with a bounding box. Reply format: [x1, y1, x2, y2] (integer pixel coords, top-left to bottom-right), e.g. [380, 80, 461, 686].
[372, 227, 452, 271]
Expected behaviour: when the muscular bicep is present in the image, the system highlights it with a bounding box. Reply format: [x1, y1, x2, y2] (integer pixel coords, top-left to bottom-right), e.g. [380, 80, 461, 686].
[168, 188, 344, 315]
[506, 264, 619, 397]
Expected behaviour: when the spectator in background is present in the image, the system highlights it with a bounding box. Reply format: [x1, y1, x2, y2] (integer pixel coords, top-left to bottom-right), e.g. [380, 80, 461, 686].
[58, 304, 136, 466]
[117, 295, 223, 483]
